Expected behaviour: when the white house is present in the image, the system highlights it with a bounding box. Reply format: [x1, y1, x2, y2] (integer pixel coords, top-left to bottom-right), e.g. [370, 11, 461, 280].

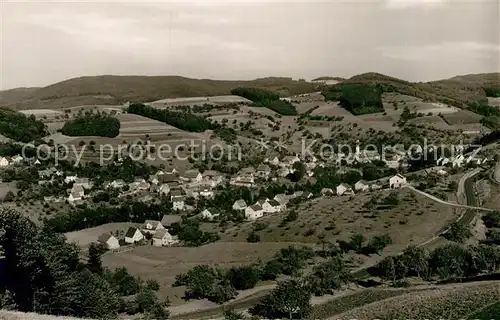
[245, 204, 264, 220]
[198, 187, 214, 198]
[232, 199, 247, 211]
[389, 174, 407, 189]
[354, 180, 370, 192]
[336, 183, 354, 196]
[452, 155, 465, 168]
[98, 234, 120, 250]
[320, 188, 334, 197]
[436, 156, 450, 166]
[172, 196, 185, 211]
[65, 175, 78, 184]
[159, 184, 171, 196]
[0, 157, 10, 167]
[68, 185, 85, 203]
[142, 220, 165, 234]
[281, 155, 300, 167]
[152, 229, 178, 247]
[201, 208, 220, 221]
[262, 200, 283, 213]
[11, 155, 23, 164]
[125, 227, 144, 244]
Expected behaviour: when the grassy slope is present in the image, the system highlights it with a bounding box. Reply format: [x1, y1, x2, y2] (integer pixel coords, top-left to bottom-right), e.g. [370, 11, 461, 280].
[0, 76, 316, 110]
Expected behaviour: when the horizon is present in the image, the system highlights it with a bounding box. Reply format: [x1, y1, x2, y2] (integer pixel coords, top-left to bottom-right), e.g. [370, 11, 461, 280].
[1, 0, 499, 90]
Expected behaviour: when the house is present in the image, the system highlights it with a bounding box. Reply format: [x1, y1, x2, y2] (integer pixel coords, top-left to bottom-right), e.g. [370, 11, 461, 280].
[38, 168, 56, 179]
[245, 204, 264, 220]
[11, 155, 23, 164]
[64, 175, 77, 184]
[164, 168, 177, 175]
[201, 208, 220, 220]
[125, 227, 144, 244]
[152, 229, 178, 247]
[437, 169, 448, 176]
[158, 184, 170, 196]
[262, 200, 284, 213]
[68, 185, 85, 203]
[180, 169, 203, 183]
[198, 186, 214, 198]
[278, 167, 291, 177]
[110, 179, 125, 189]
[452, 154, 465, 168]
[238, 167, 256, 179]
[232, 199, 247, 211]
[202, 170, 224, 187]
[0, 157, 11, 167]
[148, 175, 159, 185]
[230, 176, 254, 187]
[158, 173, 178, 184]
[336, 183, 354, 196]
[274, 193, 290, 205]
[256, 164, 271, 179]
[98, 234, 120, 250]
[170, 189, 184, 200]
[34, 159, 41, 165]
[281, 155, 300, 167]
[161, 215, 182, 228]
[320, 188, 334, 197]
[292, 191, 313, 200]
[389, 174, 407, 189]
[172, 196, 185, 211]
[436, 156, 450, 166]
[264, 156, 280, 166]
[369, 182, 382, 191]
[354, 180, 369, 192]
[74, 178, 91, 189]
[142, 220, 164, 234]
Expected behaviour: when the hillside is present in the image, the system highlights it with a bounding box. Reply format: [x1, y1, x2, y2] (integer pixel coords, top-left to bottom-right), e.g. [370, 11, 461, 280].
[0, 76, 316, 110]
[341, 72, 500, 107]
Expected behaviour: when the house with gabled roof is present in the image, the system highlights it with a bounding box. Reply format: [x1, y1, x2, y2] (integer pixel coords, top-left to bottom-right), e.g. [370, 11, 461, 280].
[354, 180, 369, 192]
[172, 195, 185, 211]
[262, 199, 284, 213]
[152, 229, 178, 247]
[74, 178, 92, 189]
[264, 156, 280, 166]
[256, 164, 271, 179]
[232, 199, 247, 211]
[180, 169, 203, 183]
[245, 204, 264, 220]
[320, 188, 334, 197]
[142, 220, 164, 234]
[389, 174, 407, 189]
[202, 170, 224, 187]
[336, 183, 354, 196]
[201, 208, 220, 221]
[98, 234, 120, 249]
[125, 227, 144, 244]
[273, 193, 290, 205]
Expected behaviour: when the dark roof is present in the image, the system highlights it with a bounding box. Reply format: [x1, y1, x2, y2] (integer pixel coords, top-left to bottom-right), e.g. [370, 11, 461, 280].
[183, 169, 201, 179]
[98, 233, 113, 243]
[161, 214, 182, 226]
[268, 199, 281, 207]
[249, 204, 263, 211]
[125, 227, 139, 238]
[170, 189, 183, 197]
[158, 174, 178, 183]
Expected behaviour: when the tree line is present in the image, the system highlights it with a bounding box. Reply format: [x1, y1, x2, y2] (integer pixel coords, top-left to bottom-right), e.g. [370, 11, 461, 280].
[321, 83, 384, 115]
[231, 87, 298, 115]
[0, 209, 169, 319]
[0, 109, 48, 143]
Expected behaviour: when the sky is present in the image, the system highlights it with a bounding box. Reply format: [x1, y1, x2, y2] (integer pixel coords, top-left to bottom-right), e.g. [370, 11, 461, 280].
[0, 0, 499, 90]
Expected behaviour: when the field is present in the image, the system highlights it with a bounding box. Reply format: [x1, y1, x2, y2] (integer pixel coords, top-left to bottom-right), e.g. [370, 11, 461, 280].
[64, 222, 140, 247]
[333, 281, 500, 320]
[220, 188, 458, 255]
[149, 95, 252, 107]
[101, 242, 304, 305]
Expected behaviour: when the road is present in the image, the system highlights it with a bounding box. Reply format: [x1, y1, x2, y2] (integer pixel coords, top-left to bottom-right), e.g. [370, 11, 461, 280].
[170, 169, 486, 319]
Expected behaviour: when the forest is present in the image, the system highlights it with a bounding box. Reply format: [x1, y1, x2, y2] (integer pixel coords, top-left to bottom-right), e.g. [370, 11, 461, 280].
[0, 109, 47, 142]
[61, 113, 120, 137]
[231, 87, 298, 115]
[322, 83, 384, 115]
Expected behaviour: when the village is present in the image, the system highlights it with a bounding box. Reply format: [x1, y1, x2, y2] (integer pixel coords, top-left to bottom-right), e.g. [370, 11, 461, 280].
[0, 140, 487, 252]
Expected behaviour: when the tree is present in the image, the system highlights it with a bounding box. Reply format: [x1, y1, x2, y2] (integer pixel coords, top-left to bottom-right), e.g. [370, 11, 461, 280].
[377, 256, 408, 284]
[184, 265, 219, 299]
[342, 170, 362, 185]
[401, 245, 429, 279]
[226, 265, 261, 290]
[246, 232, 261, 243]
[88, 242, 107, 274]
[223, 308, 245, 320]
[365, 234, 392, 254]
[349, 233, 365, 252]
[428, 243, 473, 280]
[3, 191, 15, 202]
[307, 257, 351, 296]
[252, 279, 312, 319]
[260, 259, 283, 281]
[443, 222, 471, 243]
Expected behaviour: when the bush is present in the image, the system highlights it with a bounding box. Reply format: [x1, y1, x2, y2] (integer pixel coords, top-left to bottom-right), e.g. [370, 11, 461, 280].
[61, 113, 120, 137]
[247, 232, 261, 243]
[226, 266, 261, 290]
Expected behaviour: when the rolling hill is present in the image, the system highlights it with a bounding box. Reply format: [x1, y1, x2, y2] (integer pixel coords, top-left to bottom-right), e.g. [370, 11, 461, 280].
[0, 76, 316, 110]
